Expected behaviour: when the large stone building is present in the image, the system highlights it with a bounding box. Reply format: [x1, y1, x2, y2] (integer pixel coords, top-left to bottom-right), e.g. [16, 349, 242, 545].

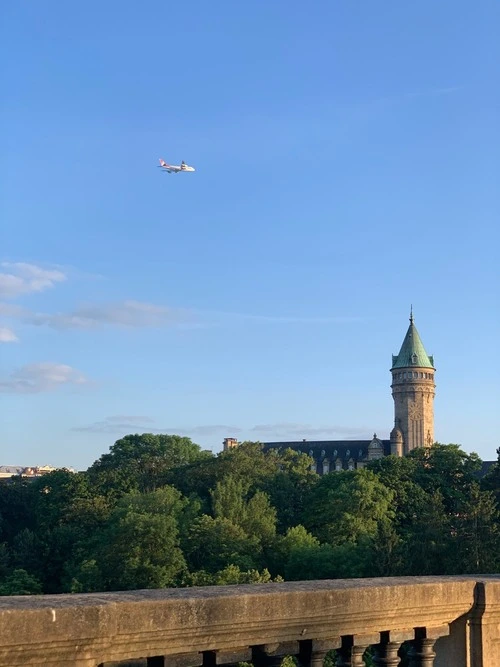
[223, 312, 436, 473]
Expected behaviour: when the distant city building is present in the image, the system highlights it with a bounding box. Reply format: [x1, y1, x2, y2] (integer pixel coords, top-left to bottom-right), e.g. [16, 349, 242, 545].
[224, 312, 437, 472]
[0, 464, 76, 480]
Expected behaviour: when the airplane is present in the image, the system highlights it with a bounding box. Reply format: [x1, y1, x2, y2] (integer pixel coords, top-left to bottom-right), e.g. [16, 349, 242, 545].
[158, 158, 195, 174]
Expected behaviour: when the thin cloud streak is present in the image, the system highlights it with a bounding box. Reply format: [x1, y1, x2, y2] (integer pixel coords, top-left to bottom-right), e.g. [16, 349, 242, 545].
[72, 418, 378, 441]
[1, 300, 361, 331]
[0, 300, 191, 330]
[73, 417, 242, 436]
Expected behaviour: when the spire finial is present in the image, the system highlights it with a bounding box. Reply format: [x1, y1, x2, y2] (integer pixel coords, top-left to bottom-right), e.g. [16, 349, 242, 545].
[409, 304, 414, 324]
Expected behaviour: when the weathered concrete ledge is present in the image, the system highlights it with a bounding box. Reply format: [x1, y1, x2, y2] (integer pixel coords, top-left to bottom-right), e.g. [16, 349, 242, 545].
[0, 576, 499, 666]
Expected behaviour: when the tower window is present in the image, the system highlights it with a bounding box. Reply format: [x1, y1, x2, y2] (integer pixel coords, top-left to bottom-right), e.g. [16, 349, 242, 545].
[403, 372, 407, 379]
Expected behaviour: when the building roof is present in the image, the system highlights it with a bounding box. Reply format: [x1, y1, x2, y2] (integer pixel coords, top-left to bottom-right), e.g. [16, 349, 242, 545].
[263, 438, 391, 460]
[475, 461, 496, 479]
[391, 313, 434, 370]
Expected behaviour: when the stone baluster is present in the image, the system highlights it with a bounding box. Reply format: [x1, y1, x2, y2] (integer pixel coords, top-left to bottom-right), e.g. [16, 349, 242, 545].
[298, 638, 340, 667]
[335, 635, 376, 667]
[372, 632, 402, 666]
[372, 630, 414, 666]
[407, 627, 449, 667]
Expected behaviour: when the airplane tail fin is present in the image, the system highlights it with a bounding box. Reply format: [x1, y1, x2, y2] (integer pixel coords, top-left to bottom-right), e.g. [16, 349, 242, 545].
[159, 158, 167, 167]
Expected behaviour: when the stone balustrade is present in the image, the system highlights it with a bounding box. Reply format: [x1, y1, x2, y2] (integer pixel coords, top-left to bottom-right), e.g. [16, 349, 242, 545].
[0, 576, 499, 667]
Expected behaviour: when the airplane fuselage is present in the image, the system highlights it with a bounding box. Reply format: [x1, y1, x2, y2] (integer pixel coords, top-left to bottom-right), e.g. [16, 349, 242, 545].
[159, 159, 195, 173]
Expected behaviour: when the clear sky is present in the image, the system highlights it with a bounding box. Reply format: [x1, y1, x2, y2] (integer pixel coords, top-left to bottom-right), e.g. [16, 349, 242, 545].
[1, 1, 499, 470]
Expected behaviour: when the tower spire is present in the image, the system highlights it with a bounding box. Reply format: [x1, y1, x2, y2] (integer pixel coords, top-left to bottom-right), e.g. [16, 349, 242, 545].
[391, 314, 436, 455]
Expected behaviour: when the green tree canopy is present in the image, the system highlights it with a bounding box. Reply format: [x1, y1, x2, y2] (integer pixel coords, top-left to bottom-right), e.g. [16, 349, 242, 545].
[303, 468, 395, 546]
[71, 486, 189, 592]
[88, 434, 213, 493]
[184, 515, 261, 574]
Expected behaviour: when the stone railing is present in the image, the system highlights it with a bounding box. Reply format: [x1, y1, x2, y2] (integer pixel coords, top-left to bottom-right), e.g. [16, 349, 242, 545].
[0, 576, 499, 667]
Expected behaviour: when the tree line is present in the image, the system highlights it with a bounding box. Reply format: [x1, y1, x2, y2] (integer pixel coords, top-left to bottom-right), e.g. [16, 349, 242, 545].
[0, 436, 499, 595]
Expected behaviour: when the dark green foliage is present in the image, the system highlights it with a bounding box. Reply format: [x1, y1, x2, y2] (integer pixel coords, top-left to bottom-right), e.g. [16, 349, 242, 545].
[303, 468, 395, 545]
[482, 447, 500, 506]
[0, 439, 498, 595]
[0, 569, 42, 595]
[88, 433, 213, 494]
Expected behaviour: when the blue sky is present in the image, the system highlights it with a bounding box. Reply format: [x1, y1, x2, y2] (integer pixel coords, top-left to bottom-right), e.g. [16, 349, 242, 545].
[1, 1, 499, 469]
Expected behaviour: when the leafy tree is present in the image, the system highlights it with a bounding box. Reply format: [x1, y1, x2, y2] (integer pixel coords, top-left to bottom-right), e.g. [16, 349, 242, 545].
[30, 470, 93, 532]
[0, 478, 35, 542]
[0, 569, 42, 595]
[187, 565, 281, 586]
[88, 434, 212, 493]
[260, 448, 317, 532]
[368, 520, 402, 577]
[211, 477, 277, 544]
[399, 490, 451, 575]
[268, 525, 319, 577]
[67, 559, 103, 593]
[10, 528, 44, 577]
[99, 511, 186, 590]
[303, 469, 395, 546]
[71, 487, 189, 592]
[450, 483, 500, 574]
[211, 476, 249, 525]
[408, 444, 482, 514]
[242, 491, 277, 544]
[0, 543, 10, 579]
[185, 515, 260, 573]
[285, 542, 369, 581]
[481, 447, 500, 505]
[170, 442, 315, 514]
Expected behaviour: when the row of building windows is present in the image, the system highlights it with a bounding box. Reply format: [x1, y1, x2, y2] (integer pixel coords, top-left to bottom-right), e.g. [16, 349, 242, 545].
[313, 459, 356, 473]
[393, 371, 434, 381]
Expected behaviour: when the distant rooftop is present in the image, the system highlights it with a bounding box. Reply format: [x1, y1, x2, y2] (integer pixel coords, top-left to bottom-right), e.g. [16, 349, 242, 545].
[0, 464, 76, 479]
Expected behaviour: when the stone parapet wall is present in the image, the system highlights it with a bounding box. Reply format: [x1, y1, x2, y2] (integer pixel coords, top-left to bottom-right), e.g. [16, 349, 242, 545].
[0, 576, 499, 666]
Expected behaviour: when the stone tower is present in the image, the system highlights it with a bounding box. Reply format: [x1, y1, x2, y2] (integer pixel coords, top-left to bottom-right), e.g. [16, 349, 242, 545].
[390, 310, 435, 456]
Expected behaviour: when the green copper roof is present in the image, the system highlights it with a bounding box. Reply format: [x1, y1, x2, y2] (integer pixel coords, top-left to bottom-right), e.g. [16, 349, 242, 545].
[391, 314, 435, 370]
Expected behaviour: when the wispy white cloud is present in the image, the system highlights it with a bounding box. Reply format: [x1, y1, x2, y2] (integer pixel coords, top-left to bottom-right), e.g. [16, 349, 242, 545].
[249, 422, 373, 439]
[0, 362, 89, 393]
[0, 300, 191, 330]
[71, 417, 375, 441]
[0, 263, 66, 299]
[72, 417, 242, 435]
[0, 327, 18, 343]
[1, 299, 359, 332]
[106, 415, 155, 424]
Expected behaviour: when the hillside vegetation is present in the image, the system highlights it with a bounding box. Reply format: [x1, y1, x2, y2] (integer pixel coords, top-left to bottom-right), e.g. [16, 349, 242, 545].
[0, 437, 499, 595]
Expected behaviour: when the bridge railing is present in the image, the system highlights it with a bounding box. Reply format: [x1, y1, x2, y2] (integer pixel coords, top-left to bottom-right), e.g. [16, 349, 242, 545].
[0, 576, 499, 667]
